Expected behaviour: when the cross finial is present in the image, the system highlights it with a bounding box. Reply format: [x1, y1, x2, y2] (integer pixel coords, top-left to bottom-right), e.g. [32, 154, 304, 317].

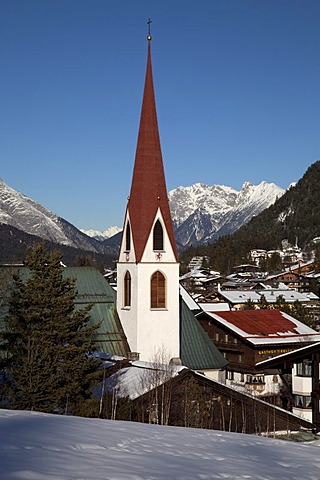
[147, 18, 152, 41]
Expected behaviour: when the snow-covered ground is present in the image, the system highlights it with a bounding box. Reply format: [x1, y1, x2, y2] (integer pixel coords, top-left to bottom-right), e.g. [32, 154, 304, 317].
[1, 409, 320, 479]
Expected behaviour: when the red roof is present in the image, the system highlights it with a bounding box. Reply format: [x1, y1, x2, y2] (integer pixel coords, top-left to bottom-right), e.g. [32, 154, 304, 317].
[214, 310, 298, 336]
[124, 41, 178, 263]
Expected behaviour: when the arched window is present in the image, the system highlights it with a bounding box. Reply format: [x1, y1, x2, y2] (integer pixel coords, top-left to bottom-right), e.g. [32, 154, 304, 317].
[124, 271, 131, 307]
[153, 219, 163, 251]
[125, 221, 131, 251]
[151, 271, 166, 308]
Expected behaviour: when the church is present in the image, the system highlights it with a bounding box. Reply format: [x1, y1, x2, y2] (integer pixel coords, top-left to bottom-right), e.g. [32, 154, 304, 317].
[114, 29, 227, 374]
[0, 28, 227, 379]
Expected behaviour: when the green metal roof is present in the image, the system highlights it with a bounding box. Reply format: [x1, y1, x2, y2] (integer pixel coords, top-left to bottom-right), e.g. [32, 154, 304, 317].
[1, 265, 227, 368]
[64, 267, 116, 304]
[0, 265, 130, 357]
[63, 267, 129, 356]
[180, 297, 228, 371]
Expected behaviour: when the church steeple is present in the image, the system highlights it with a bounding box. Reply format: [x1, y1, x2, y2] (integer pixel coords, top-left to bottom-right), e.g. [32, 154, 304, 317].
[125, 36, 178, 263]
[117, 27, 180, 362]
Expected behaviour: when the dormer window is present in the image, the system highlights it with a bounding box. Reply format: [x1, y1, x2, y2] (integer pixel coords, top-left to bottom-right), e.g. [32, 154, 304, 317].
[153, 219, 163, 251]
[125, 221, 131, 251]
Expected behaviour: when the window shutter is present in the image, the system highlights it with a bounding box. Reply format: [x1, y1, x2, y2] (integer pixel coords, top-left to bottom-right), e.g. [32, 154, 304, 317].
[151, 271, 166, 308]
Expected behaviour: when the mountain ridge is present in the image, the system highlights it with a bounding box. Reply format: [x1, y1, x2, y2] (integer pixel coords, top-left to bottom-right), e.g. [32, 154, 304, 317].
[0, 178, 117, 258]
[0, 177, 285, 262]
[180, 160, 320, 273]
[82, 180, 285, 247]
[169, 180, 285, 246]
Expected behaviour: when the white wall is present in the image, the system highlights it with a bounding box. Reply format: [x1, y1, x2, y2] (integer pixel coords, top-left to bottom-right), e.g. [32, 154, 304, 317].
[117, 209, 180, 362]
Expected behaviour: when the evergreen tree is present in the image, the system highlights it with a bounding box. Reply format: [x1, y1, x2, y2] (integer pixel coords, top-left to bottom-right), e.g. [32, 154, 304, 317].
[291, 301, 315, 328]
[267, 252, 283, 273]
[244, 299, 256, 310]
[274, 295, 288, 312]
[257, 294, 270, 310]
[0, 243, 101, 414]
[272, 295, 315, 328]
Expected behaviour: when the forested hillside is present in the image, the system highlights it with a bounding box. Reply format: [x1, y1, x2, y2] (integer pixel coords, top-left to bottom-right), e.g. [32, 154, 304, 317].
[180, 161, 320, 273]
[0, 223, 114, 268]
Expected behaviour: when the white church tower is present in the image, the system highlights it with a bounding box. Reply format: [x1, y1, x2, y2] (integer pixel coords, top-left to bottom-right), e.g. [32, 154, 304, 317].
[116, 28, 180, 363]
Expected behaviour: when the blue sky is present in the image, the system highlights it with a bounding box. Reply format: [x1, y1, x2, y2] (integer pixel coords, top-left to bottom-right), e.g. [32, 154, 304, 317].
[1, 0, 319, 231]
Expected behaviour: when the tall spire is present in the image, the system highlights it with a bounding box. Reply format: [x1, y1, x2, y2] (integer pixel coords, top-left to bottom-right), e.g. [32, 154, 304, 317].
[126, 34, 178, 262]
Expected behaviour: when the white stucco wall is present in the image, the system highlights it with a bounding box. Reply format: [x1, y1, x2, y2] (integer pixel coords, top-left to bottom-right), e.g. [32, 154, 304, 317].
[141, 211, 177, 264]
[117, 209, 180, 362]
[201, 369, 226, 383]
[117, 262, 180, 361]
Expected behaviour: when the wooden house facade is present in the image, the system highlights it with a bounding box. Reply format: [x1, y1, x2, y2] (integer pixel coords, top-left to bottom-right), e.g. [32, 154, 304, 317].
[256, 342, 320, 431]
[197, 309, 320, 404]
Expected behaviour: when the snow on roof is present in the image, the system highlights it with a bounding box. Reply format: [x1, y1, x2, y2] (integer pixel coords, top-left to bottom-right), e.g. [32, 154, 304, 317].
[286, 259, 315, 271]
[219, 289, 314, 304]
[204, 310, 320, 346]
[259, 290, 311, 303]
[200, 276, 222, 284]
[198, 302, 230, 312]
[304, 291, 319, 300]
[218, 290, 261, 303]
[106, 362, 185, 400]
[179, 284, 201, 311]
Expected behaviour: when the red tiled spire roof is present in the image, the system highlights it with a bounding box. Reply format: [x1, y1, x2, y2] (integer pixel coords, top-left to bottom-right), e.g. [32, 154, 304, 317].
[126, 41, 178, 262]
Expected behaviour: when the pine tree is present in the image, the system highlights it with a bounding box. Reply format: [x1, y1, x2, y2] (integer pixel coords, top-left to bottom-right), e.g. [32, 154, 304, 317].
[257, 294, 270, 310]
[0, 243, 101, 414]
[244, 299, 256, 310]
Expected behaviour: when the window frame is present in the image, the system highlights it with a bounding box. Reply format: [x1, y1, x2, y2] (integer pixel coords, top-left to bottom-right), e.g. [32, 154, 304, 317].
[294, 394, 313, 409]
[125, 221, 131, 252]
[153, 219, 164, 251]
[296, 359, 312, 377]
[124, 270, 131, 308]
[150, 271, 166, 309]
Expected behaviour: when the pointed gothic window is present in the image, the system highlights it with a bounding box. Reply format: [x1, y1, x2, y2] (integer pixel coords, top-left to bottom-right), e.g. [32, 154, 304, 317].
[151, 271, 166, 308]
[124, 271, 131, 307]
[153, 219, 163, 251]
[125, 221, 131, 251]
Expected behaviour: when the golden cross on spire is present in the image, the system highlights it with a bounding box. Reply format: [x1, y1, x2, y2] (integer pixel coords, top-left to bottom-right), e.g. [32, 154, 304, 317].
[147, 18, 152, 41]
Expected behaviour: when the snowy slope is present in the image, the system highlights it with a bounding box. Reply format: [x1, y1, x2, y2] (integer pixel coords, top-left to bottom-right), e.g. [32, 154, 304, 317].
[0, 179, 104, 253]
[0, 178, 285, 251]
[170, 181, 285, 246]
[81, 226, 122, 241]
[0, 409, 319, 480]
[83, 181, 285, 248]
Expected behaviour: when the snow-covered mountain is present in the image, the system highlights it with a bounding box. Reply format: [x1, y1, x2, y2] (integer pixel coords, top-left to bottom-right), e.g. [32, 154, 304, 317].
[85, 181, 285, 248]
[169, 181, 285, 246]
[81, 226, 122, 241]
[0, 178, 285, 254]
[0, 179, 107, 254]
